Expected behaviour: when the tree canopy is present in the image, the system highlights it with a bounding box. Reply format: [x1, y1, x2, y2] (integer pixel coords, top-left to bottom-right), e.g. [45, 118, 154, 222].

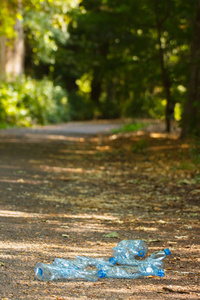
[0, 0, 200, 136]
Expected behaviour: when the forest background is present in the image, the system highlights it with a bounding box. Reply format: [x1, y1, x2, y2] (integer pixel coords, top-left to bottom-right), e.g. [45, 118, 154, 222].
[0, 0, 200, 138]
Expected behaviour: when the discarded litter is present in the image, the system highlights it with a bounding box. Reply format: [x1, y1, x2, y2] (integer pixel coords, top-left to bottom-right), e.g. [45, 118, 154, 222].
[35, 261, 97, 281]
[34, 239, 171, 281]
[109, 239, 148, 265]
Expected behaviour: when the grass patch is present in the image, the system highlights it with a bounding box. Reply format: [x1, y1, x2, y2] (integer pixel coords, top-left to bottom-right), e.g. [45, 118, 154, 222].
[112, 122, 148, 134]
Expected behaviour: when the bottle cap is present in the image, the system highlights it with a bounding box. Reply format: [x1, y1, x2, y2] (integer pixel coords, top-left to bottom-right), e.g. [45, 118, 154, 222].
[98, 270, 106, 278]
[138, 250, 145, 257]
[164, 248, 171, 256]
[38, 268, 43, 276]
[109, 257, 117, 265]
[157, 269, 165, 277]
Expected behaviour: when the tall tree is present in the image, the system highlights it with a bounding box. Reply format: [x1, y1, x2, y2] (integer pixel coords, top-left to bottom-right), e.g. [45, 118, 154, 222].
[0, 0, 24, 80]
[181, 0, 200, 137]
[62, 0, 191, 122]
[6, 0, 24, 79]
[152, 0, 172, 132]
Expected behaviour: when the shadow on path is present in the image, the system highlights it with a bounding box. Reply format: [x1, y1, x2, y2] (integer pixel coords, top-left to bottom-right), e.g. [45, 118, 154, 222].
[0, 120, 199, 299]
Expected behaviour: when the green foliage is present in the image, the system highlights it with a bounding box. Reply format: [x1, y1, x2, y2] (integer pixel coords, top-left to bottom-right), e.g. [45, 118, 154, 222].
[0, 1, 18, 38]
[24, 3, 69, 65]
[0, 76, 70, 127]
[0, 0, 199, 131]
[112, 122, 148, 134]
[60, 0, 198, 126]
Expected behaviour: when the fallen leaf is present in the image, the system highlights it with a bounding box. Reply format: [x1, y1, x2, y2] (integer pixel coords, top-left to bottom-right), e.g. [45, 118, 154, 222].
[103, 232, 119, 238]
[190, 189, 200, 195]
[62, 234, 69, 238]
[157, 220, 167, 224]
[143, 238, 162, 243]
[190, 213, 199, 217]
[175, 235, 189, 239]
[17, 179, 24, 183]
[177, 179, 194, 185]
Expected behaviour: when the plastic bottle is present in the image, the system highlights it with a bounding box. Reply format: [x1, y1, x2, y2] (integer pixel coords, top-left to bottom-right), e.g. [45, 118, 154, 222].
[98, 264, 164, 279]
[52, 257, 86, 268]
[34, 262, 98, 282]
[148, 248, 171, 260]
[98, 248, 171, 279]
[109, 240, 148, 265]
[111, 248, 171, 267]
[51, 256, 114, 270]
[143, 248, 171, 270]
[34, 245, 170, 282]
[75, 256, 115, 268]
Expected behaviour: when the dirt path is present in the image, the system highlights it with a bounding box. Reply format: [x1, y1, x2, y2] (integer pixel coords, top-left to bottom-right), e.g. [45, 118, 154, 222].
[0, 120, 199, 299]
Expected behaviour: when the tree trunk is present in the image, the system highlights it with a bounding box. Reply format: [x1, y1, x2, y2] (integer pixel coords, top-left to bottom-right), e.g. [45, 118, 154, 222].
[157, 33, 172, 133]
[6, 0, 24, 80]
[0, 36, 7, 80]
[156, 22, 172, 133]
[181, 0, 200, 138]
[90, 41, 109, 113]
[0, 0, 24, 81]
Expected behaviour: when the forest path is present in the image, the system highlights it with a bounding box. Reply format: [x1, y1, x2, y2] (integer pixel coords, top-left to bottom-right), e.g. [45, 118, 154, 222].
[0, 120, 199, 299]
[0, 120, 124, 138]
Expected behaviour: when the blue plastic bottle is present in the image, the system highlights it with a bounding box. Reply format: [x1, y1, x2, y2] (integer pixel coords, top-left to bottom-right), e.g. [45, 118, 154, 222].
[34, 244, 170, 282]
[111, 248, 170, 267]
[98, 248, 171, 279]
[143, 248, 171, 270]
[34, 262, 98, 281]
[98, 264, 164, 279]
[109, 240, 148, 265]
[75, 256, 115, 268]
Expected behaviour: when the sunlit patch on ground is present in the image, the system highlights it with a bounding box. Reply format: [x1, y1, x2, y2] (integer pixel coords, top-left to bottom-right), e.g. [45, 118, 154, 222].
[0, 121, 199, 299]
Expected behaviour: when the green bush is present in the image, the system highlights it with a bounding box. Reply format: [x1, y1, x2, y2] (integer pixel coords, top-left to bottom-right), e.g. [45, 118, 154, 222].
[0, 76, 70, 127]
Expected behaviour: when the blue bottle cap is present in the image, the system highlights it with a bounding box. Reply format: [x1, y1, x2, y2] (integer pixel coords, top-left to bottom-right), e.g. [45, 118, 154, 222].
[164, 248, 171, 256]
[109, 257, 117, 265]
[138, 250, 145, 257]
[157, 269, 165, 277]
[38, 268, 43, 276]
[98, 270, 106, 278]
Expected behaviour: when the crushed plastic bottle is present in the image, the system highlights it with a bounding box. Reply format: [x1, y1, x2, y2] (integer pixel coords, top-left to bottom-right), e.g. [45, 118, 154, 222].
[98, 263, 164, 279]
[75, 256, 115, 268]
[34, 262, 98, 282]
[140, 248, 171, 271]
[34, 241, 171, 282]
[98, 248, 170, 279]
[115, 248, 171, 268]
[52, 258, 81, 268]
[109, 240, 148, 265]
[145, 248, 171, 270]
[148, 248, 171, 260]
